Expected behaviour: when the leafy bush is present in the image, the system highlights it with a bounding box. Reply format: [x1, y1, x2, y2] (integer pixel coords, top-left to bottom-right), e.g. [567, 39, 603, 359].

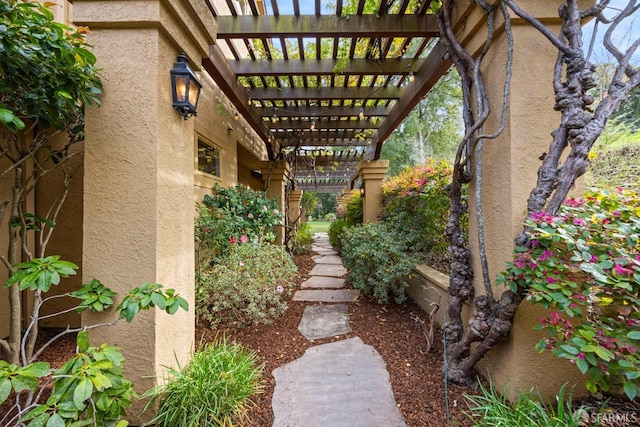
[380, 160, 459, 271]
[340, 223, 419, 304]
[465, 378, 590, 426]
[143, 338, 264, 427]
[498, 188, 640, 399]
[290, 222, 313, 255]
[323, 212, 336, 221]
[328, 218, 350, 250]
[344, 193, 363, 225]
[0, 259, 188, 426]
[196, 242, 298, 327]
[196, 184, 283, 270]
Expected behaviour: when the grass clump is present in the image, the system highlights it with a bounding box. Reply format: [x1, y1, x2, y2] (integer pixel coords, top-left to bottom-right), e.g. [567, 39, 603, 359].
[143, 338, 264, 427]
[465, 379, 591, 427]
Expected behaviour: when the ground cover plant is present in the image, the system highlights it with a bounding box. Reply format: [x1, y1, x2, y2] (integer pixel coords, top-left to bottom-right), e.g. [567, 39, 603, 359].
[143, 337, 264, 427]
[196, 242, 298, 327]
[499, 188, 640, 399]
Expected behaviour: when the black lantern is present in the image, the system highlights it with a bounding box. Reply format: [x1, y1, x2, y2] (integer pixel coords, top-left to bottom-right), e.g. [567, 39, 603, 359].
[170, 53, 202, 120]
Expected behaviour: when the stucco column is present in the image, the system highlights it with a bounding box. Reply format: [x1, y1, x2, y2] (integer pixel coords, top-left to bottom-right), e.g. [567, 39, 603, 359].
[357, 160, 389, 223]
[288, 189, 303, 227]
[453, 0, 586, 399]
[73, 1, 215, 422]
[261, 160, 290, 244]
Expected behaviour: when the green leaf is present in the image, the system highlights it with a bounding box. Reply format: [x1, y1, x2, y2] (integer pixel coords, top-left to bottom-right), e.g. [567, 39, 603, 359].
[73, 378, 93, 409]
[627, 331, 640, 340]
[594, 346, 614, 362]
[0, 108, 16, 124]
[0, 379, 11, 405]
[624, 382, 638, 400]
[585, 379, 598, 394]
[560, 344, 579, 355]
[576, 358, 588, 375]
[21, 362, 51, 378]
[150, 292, 166, 310]
[76, 331, 90, 353]
[11, 374, 38, 392]
[45, 413, 65, 427]
[26, 413, 49, 427]
[21, 404, 48, 422]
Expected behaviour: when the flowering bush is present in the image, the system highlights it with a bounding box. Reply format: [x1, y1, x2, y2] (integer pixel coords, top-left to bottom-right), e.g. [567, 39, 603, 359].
[380, 160, 462, 272]
[340, 222, 419, 304]
[196, 184, 283, 270]
[497, 188, 640, 399]
[195, 242, 298, 327]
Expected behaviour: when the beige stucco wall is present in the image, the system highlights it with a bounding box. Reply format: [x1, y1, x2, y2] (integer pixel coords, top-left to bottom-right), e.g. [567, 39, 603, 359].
[193, 70, 269, 201]
[72, 0, 221, 422]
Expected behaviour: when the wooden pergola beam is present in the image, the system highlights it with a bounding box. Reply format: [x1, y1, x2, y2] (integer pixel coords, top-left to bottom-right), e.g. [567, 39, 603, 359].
[233, 58, 423, 76]
[216, 14, 439, 38]
[267, 118, 378, 130]
[257, 105, 391, 117]
[203, 45, 275, 158]
[248, 86, 404, 101]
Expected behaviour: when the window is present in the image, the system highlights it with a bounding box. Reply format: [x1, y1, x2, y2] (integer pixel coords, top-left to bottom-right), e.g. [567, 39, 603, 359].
[197, 139, 220, 177]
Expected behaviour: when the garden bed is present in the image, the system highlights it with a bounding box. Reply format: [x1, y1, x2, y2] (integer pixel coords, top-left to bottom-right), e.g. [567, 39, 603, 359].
[198, 253, 475, 426]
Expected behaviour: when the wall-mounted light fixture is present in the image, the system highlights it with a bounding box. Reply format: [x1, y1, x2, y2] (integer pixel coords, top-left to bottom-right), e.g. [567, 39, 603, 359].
[359, 184, 365, 197]
[170, 53, 202, 120]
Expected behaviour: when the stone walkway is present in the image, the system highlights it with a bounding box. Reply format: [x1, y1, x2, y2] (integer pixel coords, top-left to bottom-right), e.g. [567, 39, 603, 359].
[271, 232, 406, 427]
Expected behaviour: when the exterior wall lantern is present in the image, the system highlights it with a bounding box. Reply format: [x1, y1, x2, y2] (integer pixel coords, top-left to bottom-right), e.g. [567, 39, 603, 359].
[170, 53, 202, 120]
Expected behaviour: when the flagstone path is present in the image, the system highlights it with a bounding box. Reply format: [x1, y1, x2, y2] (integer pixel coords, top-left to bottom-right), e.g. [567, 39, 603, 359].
[271, 232, 406, 427]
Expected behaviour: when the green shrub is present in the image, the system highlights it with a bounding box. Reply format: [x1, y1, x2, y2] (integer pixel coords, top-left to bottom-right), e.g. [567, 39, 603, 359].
[498, 188, 640, 399]
[196, 184, 283, 270]
[323, 212, 336, 221]
[380, 160, 460, 271]
[465, 379, 590, 427]
[290, 222, 313, 254]
[340, 222, 419, 304]
[328, 218, 350, 250]
[345, 193, 363, 225]
[143, 338, 264, 427]
[196, 242, 298, 327]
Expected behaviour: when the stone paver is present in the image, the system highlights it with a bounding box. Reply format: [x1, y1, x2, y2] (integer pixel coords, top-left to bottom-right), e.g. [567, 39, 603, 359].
[301, 276, 345, 289]
[310, 263, 347, 277]
[313, 255, 343, 265]
[272, 337, 406, 427]
[293, 289, 360, 302]
[297, 304, 351, 340]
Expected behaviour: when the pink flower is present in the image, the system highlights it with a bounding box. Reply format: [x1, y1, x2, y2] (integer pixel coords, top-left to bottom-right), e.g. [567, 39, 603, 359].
[577, 353, 585, 360]
[547, 277, 558, 284]
[614, 264, 632, 276]
[573, 218, 586, 226]
[230, 237, 237, 244]
[239, 235, 248, 243]
[248, 213, 254, 219]
[538, 249, 553, 262]
[276, 286, 284, 293]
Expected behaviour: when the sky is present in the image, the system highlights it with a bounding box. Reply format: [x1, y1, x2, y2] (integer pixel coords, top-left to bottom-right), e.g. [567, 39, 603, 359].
[581, 0, 640, 64]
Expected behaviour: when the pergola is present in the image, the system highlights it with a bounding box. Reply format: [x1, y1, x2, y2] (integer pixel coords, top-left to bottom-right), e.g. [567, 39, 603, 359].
[203, 0, 452, 193]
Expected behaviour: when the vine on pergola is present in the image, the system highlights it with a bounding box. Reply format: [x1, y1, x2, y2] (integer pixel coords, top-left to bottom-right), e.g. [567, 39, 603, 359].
[436, 0, 640, 386]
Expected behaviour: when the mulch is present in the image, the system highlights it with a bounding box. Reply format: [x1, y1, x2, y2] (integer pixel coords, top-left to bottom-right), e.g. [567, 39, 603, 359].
[198, 252, 475, 426]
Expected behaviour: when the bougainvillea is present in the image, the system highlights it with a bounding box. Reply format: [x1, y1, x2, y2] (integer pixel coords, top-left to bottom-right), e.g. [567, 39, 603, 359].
[497, 188, 640, 399]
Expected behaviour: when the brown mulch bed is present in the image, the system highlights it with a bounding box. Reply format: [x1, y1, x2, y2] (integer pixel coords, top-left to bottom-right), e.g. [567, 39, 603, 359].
[198, 252, 475, 426]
